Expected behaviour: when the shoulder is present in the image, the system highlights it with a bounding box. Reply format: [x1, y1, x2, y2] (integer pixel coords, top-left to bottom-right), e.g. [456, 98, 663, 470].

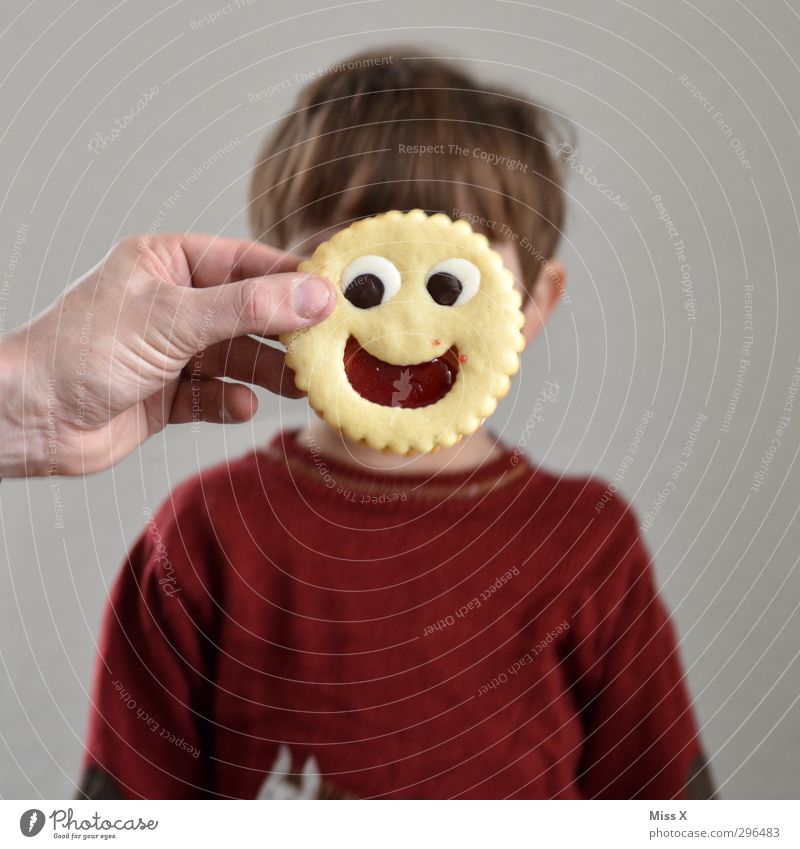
[513, 470, 657, 639]
[515, 464, 647, 583]
[157, 449, 275, 518]
[137, 448, 278, 565]
[524, 464, 640, 539]
[125, 451, 273, 604]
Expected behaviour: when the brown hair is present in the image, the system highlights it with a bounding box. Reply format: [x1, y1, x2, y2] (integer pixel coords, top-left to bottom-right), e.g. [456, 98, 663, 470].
[249, 48, 570, 296]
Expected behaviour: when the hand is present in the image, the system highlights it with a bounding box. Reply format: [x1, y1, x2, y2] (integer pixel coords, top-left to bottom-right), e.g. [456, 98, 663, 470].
[0, 233, 334, 477]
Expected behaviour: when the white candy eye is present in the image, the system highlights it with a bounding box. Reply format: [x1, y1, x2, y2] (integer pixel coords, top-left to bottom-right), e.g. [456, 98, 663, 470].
[341, 255, 401, 309]
[425, 258, 481, 306]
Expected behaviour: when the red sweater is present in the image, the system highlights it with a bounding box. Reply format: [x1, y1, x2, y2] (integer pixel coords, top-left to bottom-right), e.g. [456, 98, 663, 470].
[83, 429, 703, 799]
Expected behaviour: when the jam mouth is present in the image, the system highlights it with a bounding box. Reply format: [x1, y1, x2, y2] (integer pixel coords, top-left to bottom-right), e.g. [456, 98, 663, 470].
[343, 335, 459, 408]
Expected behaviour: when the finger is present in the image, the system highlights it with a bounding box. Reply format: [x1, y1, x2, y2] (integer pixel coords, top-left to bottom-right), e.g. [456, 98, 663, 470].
[169, 376, 258, 425]
[183, 272, 335, 343]
[178, 234, 303, 287]
[188, 336, 303, 398]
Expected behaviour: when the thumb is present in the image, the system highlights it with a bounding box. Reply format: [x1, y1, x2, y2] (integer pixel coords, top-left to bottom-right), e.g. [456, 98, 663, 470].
[182, 272, 335, 344]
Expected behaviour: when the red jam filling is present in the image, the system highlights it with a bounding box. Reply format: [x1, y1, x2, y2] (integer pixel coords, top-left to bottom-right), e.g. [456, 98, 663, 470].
[343, 335, 459, 408]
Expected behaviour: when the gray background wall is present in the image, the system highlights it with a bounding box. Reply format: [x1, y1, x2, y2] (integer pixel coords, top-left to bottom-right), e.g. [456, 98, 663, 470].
[1, 0, 799, 799]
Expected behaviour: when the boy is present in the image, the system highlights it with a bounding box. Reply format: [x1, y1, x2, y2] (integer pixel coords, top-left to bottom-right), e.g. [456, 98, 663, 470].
[80, 49, 712, 800]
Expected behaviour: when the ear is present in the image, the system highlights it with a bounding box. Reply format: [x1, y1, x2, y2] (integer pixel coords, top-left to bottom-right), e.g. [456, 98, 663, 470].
[521, 260, 565, 346]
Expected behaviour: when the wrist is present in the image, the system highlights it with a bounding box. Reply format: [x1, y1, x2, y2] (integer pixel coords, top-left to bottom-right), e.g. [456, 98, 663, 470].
[0, 332, 50, 477]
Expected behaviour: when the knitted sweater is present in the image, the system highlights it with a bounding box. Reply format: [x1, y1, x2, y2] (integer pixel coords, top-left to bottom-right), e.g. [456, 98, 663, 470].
[82, 429, 703, 799]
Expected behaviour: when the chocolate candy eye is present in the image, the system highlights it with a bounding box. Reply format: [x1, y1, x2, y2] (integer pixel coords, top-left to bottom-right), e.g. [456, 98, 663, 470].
[425, 258, 480, 306]
[426, 272, 462, 306]
[344, 273, 383, 308]
[341, 255, 401, 309]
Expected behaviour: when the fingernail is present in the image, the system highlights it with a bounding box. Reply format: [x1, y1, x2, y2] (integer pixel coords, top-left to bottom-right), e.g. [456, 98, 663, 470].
[292, 276, 331, 318]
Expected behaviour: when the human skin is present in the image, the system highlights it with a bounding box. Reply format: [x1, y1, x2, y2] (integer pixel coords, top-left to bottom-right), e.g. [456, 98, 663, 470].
[0, 233, 335, 478]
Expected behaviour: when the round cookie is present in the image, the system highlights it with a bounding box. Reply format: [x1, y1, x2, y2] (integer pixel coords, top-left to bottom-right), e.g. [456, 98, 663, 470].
[281, 209, 525, 455]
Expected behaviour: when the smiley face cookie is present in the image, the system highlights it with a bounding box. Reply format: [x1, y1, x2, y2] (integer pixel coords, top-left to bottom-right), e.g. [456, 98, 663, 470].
[281, 210, 525, 454]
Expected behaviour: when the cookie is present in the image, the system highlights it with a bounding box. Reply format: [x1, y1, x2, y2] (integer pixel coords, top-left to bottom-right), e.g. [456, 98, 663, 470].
[281, 210, 525, 455]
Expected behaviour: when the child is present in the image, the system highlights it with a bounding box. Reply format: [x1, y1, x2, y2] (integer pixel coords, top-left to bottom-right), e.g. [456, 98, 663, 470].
[80, 49, 712, 800]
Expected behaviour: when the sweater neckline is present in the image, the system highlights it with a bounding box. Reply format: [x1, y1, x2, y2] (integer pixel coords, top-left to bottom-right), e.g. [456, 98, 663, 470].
[261, 428, 533, 504]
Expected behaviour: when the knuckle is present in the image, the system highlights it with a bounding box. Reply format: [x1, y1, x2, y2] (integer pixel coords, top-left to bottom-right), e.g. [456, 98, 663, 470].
[129, 274, 169, 309]
[120, 272, 153, 303]
[118, 234, 146, 256]
[240, 279, 274, 328]
[121, 233, 181, 281]
[228, 242, 247, 282]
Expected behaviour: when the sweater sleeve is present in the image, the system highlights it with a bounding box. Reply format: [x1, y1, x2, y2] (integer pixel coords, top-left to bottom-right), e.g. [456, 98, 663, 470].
[80, 484, 218, 799]
[570, 500, 706, 800]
